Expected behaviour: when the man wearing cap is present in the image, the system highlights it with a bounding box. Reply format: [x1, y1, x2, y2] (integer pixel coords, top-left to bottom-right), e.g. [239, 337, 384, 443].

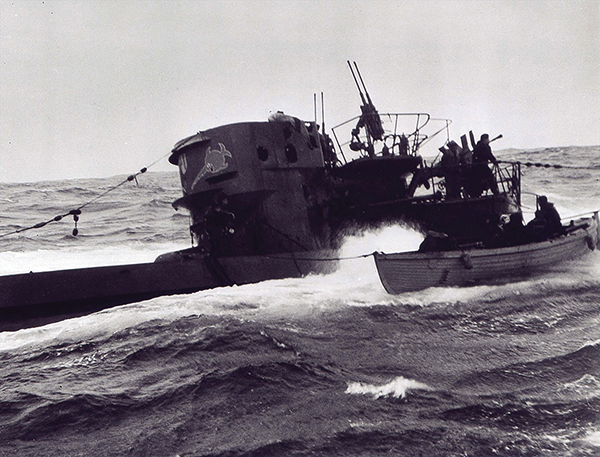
[538, 195, 564, 236]
[471, 134, 499, 196]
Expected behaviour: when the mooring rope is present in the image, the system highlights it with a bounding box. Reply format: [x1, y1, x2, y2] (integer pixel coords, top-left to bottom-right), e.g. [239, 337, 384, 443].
[560, 210, 600, 220]
[264, 251, 376, 262]
[498, 160, 598, 171]
[0, 151, 172, 239]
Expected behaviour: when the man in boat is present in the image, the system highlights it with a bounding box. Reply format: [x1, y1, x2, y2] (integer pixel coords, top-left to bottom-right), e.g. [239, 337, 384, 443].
[526, 196, 564, 240]
[502, 212, 531, 246]
[538, 195, 564, 236]
[482, 214, 506, 248]
[418, 230, 456, 252]
[470, 134, 499, 197]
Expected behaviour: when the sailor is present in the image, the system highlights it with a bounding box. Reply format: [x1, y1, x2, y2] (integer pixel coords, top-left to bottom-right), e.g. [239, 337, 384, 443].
[527, 209, 549, 241]
[502, 212, 530, 246]
[537, 195, 564, 236]
[452, 140, 472, 197]
[399, 134, 409, 155]
[268, 110, 312, 147]
[195, 194, 236, 254]
[418, 230, 455, 252]
[526, 196, 564, 240]
[350, 127, 367, 154]
[482, 214, 505, 248]
[441, 142, 461, 199]
[457, 143, 472, 166]
[471, 134, 499, 196]
[268, 110, 295, 123]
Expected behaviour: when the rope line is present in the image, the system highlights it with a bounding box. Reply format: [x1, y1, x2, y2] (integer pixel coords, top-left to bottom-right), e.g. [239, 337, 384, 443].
[264, 252, 375, 262]
[498, 160, 598, 171]
[260, 221, 310, 251]
[0, 151, 172, 239]
[561, 209, 600, 220]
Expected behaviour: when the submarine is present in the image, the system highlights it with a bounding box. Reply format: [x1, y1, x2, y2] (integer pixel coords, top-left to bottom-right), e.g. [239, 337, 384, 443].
[0, 62, 520, 331]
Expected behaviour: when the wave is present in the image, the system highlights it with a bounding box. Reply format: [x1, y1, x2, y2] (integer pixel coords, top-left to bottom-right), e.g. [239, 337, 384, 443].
[0, 354, 338, 445]
[582, 430, 600, 447]
[582, 339, 600, 349]
[442, 396, 600, 432]
[1, 390, 138, 442]
[1, 249, 597, 354]
[562, 374, 600, 399]
[454, 342, 600, 397]
[345, 376, 431, 399]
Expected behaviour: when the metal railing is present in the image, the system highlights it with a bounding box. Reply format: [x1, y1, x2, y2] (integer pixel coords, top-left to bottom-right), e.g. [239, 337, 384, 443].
[331, 112, 451, 165]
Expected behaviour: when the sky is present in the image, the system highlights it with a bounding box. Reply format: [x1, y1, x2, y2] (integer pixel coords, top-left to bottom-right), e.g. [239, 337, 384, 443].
[1, 0, 599, 183]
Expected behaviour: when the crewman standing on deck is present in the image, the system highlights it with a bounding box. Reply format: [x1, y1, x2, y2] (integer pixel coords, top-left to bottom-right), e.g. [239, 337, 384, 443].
[442, 141, 461, 199]
[471, 134, 499, 196]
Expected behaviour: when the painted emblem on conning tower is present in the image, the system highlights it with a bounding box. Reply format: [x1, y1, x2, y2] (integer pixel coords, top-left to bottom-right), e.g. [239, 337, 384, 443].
[191, 143, 233, 188]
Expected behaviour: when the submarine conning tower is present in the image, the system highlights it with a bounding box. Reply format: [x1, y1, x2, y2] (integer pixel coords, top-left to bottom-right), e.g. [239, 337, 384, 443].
[169, 114, 335, 257]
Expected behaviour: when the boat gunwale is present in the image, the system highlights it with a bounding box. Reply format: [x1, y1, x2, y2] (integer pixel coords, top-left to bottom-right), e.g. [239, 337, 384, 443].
[374, 215, 597, 262]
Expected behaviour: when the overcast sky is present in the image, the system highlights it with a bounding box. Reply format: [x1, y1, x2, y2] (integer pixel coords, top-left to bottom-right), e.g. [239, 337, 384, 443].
[1, 0, 598, 183]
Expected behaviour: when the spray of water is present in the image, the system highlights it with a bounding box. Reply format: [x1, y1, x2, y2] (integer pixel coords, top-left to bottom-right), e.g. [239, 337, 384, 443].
[1, 224, 598, 353]
[0, 242, 190, 275]
[345, 375, 431, 399]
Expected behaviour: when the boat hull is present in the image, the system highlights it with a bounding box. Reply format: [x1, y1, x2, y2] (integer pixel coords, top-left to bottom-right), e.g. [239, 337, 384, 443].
[374, 214, 599, 294]
[0, 250, 338, 331]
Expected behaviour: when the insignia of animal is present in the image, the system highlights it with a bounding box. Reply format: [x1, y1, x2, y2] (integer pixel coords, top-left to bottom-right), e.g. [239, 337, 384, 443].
[192, 143, 232, 188]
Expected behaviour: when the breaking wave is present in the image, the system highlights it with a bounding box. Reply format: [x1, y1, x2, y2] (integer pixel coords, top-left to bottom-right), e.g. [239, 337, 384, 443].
[345, 376, 431, 399]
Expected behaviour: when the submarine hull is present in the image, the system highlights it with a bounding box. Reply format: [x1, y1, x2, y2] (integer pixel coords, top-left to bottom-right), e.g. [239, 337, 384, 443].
[0, 250, 338, 331]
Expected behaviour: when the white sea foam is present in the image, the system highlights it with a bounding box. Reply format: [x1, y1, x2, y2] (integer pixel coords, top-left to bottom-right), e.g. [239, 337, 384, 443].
[0, 242, 190, 275]
[0, 226, 417, 350]
[337, 223, 424, 258]
[581, 430, 600, 447]
[1, 222, 597, 352]
[562, 374, 600, 399]
[581, 339, 600, 349]
[345, 376, 431, 399]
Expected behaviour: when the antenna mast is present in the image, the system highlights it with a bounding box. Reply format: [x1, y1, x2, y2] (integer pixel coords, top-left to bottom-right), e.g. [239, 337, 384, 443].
[321, 92, 325, 133]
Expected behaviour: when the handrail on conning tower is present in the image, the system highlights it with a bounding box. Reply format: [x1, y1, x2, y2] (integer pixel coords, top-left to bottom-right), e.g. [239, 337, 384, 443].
[331, 112, 451, 165]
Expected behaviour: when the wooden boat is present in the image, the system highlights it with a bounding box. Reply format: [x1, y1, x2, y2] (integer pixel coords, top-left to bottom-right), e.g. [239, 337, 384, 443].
[374, 212, 599, 294]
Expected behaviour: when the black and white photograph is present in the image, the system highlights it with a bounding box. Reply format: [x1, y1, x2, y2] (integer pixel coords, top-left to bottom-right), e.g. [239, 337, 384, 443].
[1, 1, 599, 455]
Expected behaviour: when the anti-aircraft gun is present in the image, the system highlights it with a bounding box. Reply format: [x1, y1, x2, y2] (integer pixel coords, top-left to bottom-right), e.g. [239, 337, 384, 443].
[347, 61, 385, 156]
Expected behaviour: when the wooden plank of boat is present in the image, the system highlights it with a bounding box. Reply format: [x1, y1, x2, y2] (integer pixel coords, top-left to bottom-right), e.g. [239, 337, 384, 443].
[374, 213, 599, 294]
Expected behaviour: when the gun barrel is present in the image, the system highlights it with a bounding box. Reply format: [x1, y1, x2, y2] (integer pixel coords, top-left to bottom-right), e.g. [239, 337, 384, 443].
[348, 61, 367, 105]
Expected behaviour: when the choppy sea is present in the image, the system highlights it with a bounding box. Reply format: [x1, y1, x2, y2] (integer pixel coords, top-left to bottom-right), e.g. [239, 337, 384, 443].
[0, 146, 599, 456]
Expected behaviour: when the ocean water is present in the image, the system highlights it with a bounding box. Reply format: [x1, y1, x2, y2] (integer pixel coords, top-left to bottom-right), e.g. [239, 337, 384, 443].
[0, 147, 599, 456]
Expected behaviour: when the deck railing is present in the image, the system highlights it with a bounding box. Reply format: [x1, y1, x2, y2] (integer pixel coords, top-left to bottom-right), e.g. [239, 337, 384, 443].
[331, 112, 451, 164]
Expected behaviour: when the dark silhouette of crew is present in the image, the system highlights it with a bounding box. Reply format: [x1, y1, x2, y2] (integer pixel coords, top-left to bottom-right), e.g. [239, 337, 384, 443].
[469, 134, 499, 197]
[418, 230, 456, 252]
[526, 195, 564, 240]
[399, 134, 409, 155]
[502, 212, 531, 246]
[191, 193, 236, 253]
[441, 141, 461, 199]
